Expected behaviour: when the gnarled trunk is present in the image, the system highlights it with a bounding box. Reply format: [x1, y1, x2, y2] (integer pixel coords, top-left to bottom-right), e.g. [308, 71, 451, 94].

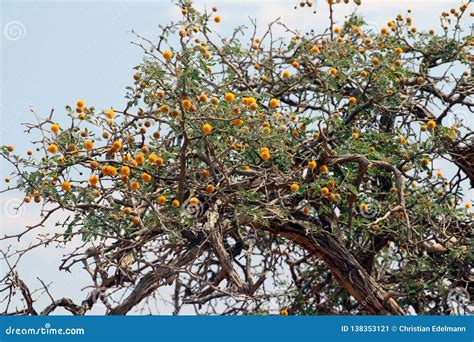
[265, 221, 405, 315]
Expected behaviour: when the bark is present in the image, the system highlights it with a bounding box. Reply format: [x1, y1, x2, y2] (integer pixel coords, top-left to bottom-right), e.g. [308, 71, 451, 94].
[449, 140, 474, 187]
[108, 245, 201, 315]
[264, 220, 405, 315]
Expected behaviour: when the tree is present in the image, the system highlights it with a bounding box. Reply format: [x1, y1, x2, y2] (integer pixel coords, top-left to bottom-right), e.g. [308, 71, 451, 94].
[1, 0, 473, 316]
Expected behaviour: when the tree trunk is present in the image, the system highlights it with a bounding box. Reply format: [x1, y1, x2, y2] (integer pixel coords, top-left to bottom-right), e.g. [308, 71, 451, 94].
[266, 221, 405, 315]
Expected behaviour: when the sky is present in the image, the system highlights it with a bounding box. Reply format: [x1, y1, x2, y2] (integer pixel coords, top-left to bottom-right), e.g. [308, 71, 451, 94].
[0, 0, 472, 315]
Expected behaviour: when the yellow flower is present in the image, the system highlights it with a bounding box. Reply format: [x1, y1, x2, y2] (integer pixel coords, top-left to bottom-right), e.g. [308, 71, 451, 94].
[290, 183, 300, 193]
[135, 153, 145, 165]
[112, 141, 122, 151]
[198, 94, 208, 102]
[182, 99, 192, 110]
[47, 144, 58, 154]
[321, 187, 329, 195]
[172, 199, 180, 208]
[189, 197, 199, 206]
[104, 109, 115, 119]
[76, 99, 85, 108]
[130, 181, 140, 191]
[103, 166, 117, 176]
[224, 92, 235, 103]
[328, 180, 335, 190]
[233, 118, 244, 126]
[320, 165, 329, 173]
[148, 153, 159, 163]
[84, 140, 94, 150]
[163, 50, 173, 61]
[51, 124, 60, 133]
[61, 181, 71, 192]
[206, 184, 215, 193]
[120, 166, 131, 176]
[260, 148, 270, 161]
[202, 123, 213, 135]
[89, 175, 99, 187]
[427, 120, 436, 129]
[142, 173, 152, 182]
[308, 161, 317, 169]
[269, 98, 279, 108]
[329, 68, 337, 76]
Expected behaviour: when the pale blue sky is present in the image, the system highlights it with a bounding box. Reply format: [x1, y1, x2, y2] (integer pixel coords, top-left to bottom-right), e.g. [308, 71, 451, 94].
[1, 0, 472, 315]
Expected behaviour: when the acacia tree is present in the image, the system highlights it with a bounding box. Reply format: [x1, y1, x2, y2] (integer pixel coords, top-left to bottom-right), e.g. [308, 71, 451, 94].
[1, 0, 473, 316]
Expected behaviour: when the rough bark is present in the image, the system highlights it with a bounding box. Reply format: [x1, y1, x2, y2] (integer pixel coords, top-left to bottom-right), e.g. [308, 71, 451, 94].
[264, 221, 405, 315]
[108, 245, 201, 315]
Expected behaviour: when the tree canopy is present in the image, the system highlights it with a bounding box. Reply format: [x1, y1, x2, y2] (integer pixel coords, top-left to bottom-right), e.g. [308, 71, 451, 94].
[1, 0, 473, 315]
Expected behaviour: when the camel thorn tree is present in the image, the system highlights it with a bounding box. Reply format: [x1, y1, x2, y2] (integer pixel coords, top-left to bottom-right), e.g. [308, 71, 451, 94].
[1, 0, 473, 315]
